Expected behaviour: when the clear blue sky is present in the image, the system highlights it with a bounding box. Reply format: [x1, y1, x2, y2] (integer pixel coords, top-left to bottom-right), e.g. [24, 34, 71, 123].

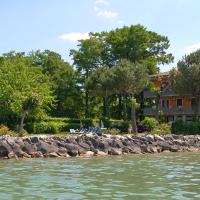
[1, 0, 200, 71]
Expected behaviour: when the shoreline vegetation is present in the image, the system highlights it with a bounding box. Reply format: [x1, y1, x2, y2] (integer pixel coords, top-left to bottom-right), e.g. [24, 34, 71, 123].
[1, 134, 200, 160]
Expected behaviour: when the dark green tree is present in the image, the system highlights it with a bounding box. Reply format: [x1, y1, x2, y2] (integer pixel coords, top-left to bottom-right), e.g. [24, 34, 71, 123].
[171, 49, 200, 118]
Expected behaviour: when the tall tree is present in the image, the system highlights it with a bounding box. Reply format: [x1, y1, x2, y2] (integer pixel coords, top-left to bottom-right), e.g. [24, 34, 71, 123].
[171, 49, 200, 118]
[0, 56, 54, 132]
[87, 67, 114, 118]
[31, 50, 83, 118]
[70, 36, 105, 117]
[111, 59, 149, 132]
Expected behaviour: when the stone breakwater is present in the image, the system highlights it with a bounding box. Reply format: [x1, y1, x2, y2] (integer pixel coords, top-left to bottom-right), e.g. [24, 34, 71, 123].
[0, 134, 200, 159]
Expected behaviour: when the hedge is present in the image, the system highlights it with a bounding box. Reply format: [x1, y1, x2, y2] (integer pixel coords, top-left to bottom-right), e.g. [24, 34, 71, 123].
[25, 121, 80, 134]
[171, 120, 200, 135]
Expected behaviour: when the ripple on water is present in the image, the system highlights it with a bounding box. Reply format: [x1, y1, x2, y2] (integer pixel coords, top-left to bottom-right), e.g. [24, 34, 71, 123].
[0, 153, 200, 200]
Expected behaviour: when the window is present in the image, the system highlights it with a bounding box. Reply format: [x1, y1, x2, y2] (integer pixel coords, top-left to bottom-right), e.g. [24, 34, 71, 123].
[177, 99, 182, 107]
[162, 99, 169, 108]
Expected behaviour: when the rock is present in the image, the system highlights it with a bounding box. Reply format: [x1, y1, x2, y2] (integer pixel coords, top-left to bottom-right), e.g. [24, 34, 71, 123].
[96, 150, 107, 156]
[7, 151, 15, 159]
[49, 152, 60, 157]
[22, 143, 37, 154]
[65, 144, 79, 156]
[111, 140, 124, 148]
[159, 142, 171, 151]
[109, 148, 122, 155]
[154, 134, 165, 142]
[30, 137, 40, 144]
[170, 145, 181, 152]
[0, 141, 12, 157]
[36, 141, 58, 154]
[146, 135, 154, 142]
[78, 142, 90, 151]
[129, 146, 142, 154]
[81, 151, 94, 157]
[23, 152, 31, 158]
[58, 147, 68, 154]
[98, 141, 110, 153]
[33, 151, 44, 158]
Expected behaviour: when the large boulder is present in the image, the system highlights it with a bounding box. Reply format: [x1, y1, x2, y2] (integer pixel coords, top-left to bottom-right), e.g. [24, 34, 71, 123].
[36, 141, 59, 155]
[0, 141, 12, 157]
[109, 148, 122, 155]
[65, 143, 79, 156]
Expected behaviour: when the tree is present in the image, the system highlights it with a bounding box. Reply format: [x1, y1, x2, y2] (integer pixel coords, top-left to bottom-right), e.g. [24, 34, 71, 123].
[71, 24, 173, 119]
[110, 60, 149, 132]
[31, 50, 83, 118]
[106, 24, 174, 74]
[70, 36, 106, 117]
[0, 56, 54, 132]
[87, 67, 114, 118]
[171, 49, 200, 119]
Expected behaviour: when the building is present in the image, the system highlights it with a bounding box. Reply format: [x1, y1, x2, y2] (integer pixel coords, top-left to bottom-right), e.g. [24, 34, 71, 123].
[143, 72, 198, 122]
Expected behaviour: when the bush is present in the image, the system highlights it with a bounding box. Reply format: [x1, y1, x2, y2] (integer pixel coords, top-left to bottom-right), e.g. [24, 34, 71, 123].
[118, 121, 130, 132]
[101, 117, 111, 128]
[26, 121, 82, 134]
[153, 123, 171, 135]
[0, 124, 16, 136]
[104, 128, 121, 135]
[171, 120, 200, 135]
[140, 117, 159, 132]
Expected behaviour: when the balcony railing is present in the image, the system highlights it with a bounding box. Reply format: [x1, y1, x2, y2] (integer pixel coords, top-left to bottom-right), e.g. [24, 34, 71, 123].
[143, 106, 200, 116]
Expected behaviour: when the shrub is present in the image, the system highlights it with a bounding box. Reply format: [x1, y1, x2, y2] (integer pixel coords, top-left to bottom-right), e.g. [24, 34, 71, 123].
[153, 123, 171, 135]
[171, 120, 200, 135]
[118, 121, 130, 132]
[0, 125, 16, 136]
[26, 121, 81, 134]
[104, 128, 121, 135]
[101, 117, 111, 128]
[140, 117, 159, 132]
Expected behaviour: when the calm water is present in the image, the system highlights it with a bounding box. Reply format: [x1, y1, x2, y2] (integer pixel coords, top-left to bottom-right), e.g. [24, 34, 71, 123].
[0, 153, 200, 200]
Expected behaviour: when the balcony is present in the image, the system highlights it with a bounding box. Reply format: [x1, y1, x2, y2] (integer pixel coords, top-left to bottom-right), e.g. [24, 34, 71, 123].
[161, 107, 199, 115]
[143, 106, 200, 116]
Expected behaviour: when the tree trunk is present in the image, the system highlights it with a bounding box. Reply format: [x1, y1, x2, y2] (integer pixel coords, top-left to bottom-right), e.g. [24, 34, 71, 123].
[123, 96, 127, 121]
[85, 88, 89, 118]
[19, 110, 27, 133]
[103, 96, 109, 118]
[85, 70, 89, 118]
[118, 95, 122, 119]
[155, 94, 160, 121]
[131, 106, 137, 133]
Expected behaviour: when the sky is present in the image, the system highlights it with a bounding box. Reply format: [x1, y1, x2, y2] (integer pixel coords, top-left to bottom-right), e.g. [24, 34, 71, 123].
[1, 0, 200, 72]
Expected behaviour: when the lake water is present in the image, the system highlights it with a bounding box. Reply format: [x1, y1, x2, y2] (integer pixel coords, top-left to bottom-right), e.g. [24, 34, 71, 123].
[0, 152, 200, 200]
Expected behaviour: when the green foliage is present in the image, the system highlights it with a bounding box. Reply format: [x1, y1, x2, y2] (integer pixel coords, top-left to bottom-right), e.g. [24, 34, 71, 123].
[27, 121, 81, 134]
[0, 125, 16, 136]
[171, 49, 200, 116]
[141, 117, 159, 132]
[118, 121, 130, 132]
[152, 123, 171, 135]
[101, 117, 111, 128]
[171, 120, 200, 135]
[104, 128, 121, 135]
[0, 53, 55, 129]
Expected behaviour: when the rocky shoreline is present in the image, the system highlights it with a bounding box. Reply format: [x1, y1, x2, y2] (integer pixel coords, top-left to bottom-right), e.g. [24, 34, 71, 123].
[0, 134, 200, 159]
